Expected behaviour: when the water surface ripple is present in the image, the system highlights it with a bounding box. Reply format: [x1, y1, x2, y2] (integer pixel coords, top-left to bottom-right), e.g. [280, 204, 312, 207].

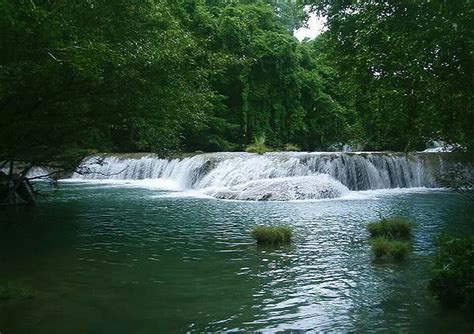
[0, 183, 473, 333]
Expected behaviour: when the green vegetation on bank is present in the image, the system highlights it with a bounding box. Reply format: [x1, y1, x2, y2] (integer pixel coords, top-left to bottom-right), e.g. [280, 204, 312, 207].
[429, 234, 474, 310]
[284, 144, 301, 152]
[1, 0, 473, 177]
[1, 1, 473, 205]
[367, 218, 413, 261]
[245, 136, 271, 154]
[251, 226, 292, 245]
[313, 1, 474, 151]
[244, 138, 301, 154]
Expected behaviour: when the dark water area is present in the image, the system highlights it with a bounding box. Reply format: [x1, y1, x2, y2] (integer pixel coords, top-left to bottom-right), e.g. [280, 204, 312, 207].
[1, 183, 473, 333]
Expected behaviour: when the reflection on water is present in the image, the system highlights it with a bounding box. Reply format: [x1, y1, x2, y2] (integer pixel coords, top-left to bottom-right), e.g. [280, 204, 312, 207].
[0, 183, 473, 333]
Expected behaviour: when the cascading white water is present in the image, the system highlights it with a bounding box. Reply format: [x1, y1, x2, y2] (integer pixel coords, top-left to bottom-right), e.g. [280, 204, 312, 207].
[69, 151, 465, 201]
[204, 175, 350, 201]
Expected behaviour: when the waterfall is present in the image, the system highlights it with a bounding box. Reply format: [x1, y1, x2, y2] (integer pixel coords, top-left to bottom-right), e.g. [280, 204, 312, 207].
[69, 152, 470, 200]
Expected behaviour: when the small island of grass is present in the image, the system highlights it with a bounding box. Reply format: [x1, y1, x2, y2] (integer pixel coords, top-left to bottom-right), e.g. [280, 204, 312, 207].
[367, 217, 412, 239]
[367, 217, 413, 261]
[251, 226, 292, 245]
[370, 237, 411, 261]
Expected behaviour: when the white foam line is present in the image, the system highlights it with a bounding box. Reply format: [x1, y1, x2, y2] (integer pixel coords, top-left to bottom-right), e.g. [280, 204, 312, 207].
[60, 178, 450, 202]
[150, 190, 215, 200]
[60, 178, 181, 191]
[151, 186, 448, 203]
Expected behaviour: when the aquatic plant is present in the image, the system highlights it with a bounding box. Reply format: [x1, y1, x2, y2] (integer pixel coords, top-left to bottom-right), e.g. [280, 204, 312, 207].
[245, 136, 271, 154]
[367, 217, 412, 239]
[429, 234, 474, 310]
[251, 226, 292, 245]
[0, 283, 37, 301]
[367, 217, 413, 261]
[370, 237, 410, 261]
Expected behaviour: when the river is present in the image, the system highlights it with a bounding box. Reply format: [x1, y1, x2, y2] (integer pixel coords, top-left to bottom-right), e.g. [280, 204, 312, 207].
[1, 152, 473, 332]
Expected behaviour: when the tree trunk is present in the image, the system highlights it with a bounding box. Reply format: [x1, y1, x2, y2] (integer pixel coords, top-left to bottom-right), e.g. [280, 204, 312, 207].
[0, 161, 36, 206]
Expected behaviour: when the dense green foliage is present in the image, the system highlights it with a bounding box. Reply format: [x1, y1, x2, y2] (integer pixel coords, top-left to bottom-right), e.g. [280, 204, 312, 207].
[435, 165, 474, 202]
[245, 136, 271, 154]
[367, 218, 412, 239]
[0, 0, 349, 165]
[429, 234, 474, 310]
[1, 0, 472, 170]
[1, 0, 215, 166]
[367, 218, 412, 261]
[251, 226, 292, 245]
[370, 237, 410, 261]
[313, 0, 474, 150]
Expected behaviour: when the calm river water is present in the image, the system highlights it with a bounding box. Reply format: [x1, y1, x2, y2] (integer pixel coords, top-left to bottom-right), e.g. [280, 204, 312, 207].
[1, 182, 473, 333]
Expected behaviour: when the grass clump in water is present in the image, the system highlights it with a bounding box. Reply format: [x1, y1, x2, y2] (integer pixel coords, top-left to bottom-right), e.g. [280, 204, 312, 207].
[371, 237, 410, 261]
[367, 217, 413, 261]
[0, 282, 37, 301]
[245, 136, 271, 154]
[367, 217, 412, 239]
[429, 234, 474, 310]
[251, 226, 292, 245]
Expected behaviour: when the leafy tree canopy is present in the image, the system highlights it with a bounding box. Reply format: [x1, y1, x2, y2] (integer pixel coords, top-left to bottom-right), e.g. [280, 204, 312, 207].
[0, 0, 472, 176]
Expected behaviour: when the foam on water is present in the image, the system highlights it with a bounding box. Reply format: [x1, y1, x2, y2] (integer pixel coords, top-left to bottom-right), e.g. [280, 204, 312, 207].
[204, 175, 349, 201]
[64, 178, 181, 191]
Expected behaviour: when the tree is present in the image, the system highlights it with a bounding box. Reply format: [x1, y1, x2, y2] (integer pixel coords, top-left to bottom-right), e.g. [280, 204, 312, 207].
[311, 0, 474, 151]
[174, 1, 349, 150]
[0, 0, 217, 203]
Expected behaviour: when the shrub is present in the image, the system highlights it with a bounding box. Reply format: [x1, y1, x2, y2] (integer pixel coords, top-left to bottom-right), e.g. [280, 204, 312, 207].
[371, 237, 410, 260]
[245, 136, 271, 154]
[429, 234, 474, 310]
[284, 143, 300, 152]
[251, 226, 292, 245]
[435, 165, 474, 202]
[367, 217, 412, 239]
